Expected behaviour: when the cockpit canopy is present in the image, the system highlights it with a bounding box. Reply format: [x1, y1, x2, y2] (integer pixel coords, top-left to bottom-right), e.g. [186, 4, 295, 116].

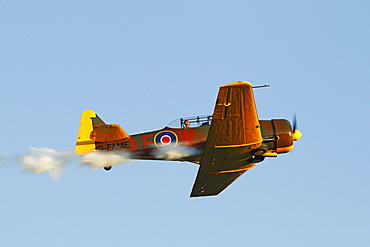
[166, 115, 212, 129]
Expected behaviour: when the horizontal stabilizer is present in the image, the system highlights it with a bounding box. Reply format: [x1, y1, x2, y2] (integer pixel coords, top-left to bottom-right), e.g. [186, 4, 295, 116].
[76, 110, 129, 155]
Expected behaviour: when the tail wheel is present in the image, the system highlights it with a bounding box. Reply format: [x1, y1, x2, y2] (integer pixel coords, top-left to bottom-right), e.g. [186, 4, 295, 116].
[103, 166, 112, 171]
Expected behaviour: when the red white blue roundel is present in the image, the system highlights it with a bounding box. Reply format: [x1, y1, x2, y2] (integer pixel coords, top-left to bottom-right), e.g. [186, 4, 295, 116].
[154, 131, 178, 147]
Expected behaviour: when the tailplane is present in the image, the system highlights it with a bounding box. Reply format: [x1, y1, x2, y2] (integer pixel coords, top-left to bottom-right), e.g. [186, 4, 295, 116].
[76, 110, 129, 155]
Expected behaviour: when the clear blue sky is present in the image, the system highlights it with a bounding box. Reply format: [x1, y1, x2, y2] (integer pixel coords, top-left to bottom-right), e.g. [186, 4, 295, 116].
[1, 1, 369, 246]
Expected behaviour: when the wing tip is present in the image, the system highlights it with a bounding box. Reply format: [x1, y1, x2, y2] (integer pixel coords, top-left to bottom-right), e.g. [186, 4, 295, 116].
[190, 191, 219, 198]
[222, 81, 252, 87]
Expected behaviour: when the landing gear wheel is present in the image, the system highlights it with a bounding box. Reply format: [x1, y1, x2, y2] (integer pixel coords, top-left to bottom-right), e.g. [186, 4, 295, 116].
[249, 146, 268, 156]
[247, 155, 265, 163]
[103, 166, 112, 171]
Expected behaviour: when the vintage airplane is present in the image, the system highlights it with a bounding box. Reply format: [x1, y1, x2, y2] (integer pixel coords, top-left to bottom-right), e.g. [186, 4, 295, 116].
[76, 81, 302, 197]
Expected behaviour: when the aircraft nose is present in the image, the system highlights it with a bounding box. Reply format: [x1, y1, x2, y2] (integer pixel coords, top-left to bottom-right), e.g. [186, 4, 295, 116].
[293, 129, 302, 141]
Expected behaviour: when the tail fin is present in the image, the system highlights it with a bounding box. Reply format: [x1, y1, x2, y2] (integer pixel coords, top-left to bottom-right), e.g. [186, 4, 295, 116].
[76, 110, 129, 155]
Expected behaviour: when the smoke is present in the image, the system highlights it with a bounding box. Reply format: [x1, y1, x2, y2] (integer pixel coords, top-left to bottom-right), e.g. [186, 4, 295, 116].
[16, 148, 130, 181]
[13, 145, 197, 181]
[81, 151, 130, 170]
[153, 145, 201, 160]
[19, 147, 76, 182]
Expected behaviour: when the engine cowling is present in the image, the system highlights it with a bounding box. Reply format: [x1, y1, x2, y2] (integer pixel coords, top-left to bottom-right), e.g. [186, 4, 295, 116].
[259, 119, 295, 155]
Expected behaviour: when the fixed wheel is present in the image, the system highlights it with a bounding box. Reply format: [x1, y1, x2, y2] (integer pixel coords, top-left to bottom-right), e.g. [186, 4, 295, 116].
[247, 155, 265, 163]
[249, 146, 268, 156]
[103, 166, 112, 171]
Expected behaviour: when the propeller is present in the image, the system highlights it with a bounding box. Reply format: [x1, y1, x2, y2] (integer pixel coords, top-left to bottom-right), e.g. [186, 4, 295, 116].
[292, 114, 302, 141]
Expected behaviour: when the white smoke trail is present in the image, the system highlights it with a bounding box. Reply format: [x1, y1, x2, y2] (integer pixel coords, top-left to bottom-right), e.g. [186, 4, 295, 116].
[19, 147, 75, 182]
[153, 145, 201, 160]
[15, 145, 195, 181]
[81, 151, 130, 170]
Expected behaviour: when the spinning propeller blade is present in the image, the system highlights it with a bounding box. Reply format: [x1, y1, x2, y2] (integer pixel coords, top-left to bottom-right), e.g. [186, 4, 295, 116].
[292, 114, 302, 141]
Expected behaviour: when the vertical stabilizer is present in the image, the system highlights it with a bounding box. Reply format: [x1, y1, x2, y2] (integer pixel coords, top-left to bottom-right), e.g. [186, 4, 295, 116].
[76, 110, 100, 155]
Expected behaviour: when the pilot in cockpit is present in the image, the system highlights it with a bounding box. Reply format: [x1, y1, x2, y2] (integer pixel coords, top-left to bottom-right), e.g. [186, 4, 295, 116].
[184, 120, 191, 128]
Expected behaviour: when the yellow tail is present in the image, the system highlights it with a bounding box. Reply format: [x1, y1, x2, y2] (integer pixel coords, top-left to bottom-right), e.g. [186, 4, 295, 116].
[75, 110, 129, 155]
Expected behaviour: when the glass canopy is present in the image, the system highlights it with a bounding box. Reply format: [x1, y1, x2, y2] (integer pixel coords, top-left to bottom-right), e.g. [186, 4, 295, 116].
[166, 115, 212, 129]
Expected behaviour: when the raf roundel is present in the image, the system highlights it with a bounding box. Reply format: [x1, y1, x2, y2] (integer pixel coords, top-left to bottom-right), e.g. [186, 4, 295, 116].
[154, 131, 178, 148]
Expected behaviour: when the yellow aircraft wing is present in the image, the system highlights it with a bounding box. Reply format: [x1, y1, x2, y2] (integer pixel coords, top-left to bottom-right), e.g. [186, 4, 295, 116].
[190, 81, 263, 197]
